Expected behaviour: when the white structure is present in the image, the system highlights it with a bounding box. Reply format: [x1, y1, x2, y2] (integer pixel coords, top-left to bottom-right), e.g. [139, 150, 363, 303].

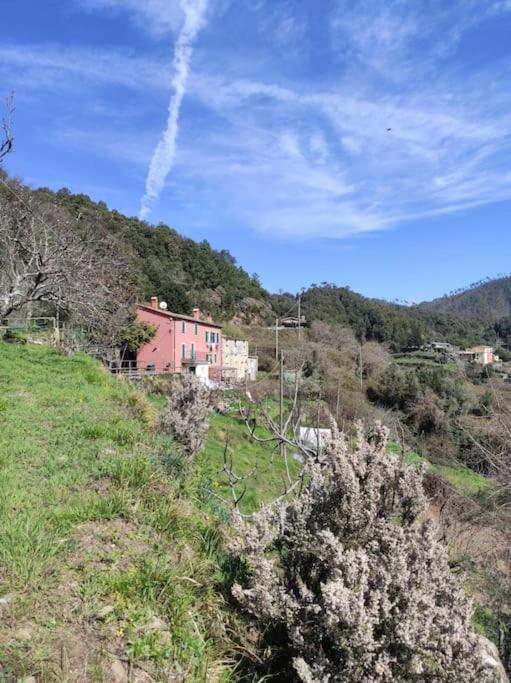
[459, 346, 494, 366]
[299, 427, 332, 450]
[221, 337, 258, 382]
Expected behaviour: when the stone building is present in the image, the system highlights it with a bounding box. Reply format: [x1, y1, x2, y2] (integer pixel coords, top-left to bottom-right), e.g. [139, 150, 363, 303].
[221, 337, 258, 382]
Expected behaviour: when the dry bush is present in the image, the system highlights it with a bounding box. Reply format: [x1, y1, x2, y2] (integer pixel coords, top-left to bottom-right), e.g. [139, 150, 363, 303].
[230, 422, 499, 682]
[361, 341, 391, 379]
[310, 320, 358, 353]
[160, 374, 210, 457]
[409, 388, 447, 435]
[247, 379, 277, 404]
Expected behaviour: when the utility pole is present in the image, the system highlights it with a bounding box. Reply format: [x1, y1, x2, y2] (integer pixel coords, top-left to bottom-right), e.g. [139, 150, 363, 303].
[297, 295, 301, 342]
[336, 377, 341, 423]
[358, 341, 364, 389]
[279, 351, 284, 459]
[275, 317, 279, 360]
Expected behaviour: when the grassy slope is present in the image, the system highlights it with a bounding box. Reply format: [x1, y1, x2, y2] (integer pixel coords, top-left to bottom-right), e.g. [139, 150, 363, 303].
[200, 410, 301, 514]
[0, 343, 231, 682]
[387, 441, 491, 495]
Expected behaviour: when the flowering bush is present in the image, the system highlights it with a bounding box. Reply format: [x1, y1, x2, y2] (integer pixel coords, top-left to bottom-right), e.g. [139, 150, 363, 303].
[230, 422, 496, 682]
[160, 374, 210, 457]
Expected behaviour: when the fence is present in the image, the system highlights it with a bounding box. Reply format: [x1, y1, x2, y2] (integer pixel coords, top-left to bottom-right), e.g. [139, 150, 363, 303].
[0, 317, 59, 343]
[103, 359, 177, 379]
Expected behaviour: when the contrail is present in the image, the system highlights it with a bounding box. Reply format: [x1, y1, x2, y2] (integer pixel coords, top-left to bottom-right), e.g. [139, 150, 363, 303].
[139, 0, 208, 220]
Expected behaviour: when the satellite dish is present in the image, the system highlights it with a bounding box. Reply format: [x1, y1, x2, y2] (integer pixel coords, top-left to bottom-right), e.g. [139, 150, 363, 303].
[159, 301, 168, 310]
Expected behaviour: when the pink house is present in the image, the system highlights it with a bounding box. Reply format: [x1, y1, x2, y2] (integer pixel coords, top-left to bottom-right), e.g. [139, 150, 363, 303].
[136, 297, 222, 379]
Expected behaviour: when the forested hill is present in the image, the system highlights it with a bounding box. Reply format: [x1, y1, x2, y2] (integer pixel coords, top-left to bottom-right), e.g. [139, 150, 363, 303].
[13, 176, 501, 345]
[420, 276, 511, 323]
[272, 284, 491, 348]
[32, 184, 270, 322]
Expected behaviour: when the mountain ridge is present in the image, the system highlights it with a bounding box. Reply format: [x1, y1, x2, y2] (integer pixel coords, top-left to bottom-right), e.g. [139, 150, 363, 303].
[418, 276, 511, 323]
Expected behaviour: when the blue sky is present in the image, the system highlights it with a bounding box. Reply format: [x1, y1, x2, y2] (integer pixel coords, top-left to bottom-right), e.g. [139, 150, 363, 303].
[2, 0, 511, 302]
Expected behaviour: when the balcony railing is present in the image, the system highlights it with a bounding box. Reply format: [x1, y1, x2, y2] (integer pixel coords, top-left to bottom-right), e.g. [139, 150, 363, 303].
[182, 351, 211, 364]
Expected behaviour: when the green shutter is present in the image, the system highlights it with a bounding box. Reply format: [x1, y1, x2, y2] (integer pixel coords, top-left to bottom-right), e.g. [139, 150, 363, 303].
[182, 343, 186, 359]
[195, 323, 198, 335]
[181, 321, 186, 333]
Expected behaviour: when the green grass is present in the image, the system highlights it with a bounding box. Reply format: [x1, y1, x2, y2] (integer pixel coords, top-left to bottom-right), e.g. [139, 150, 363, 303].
[387, 441, 491, 495]
[200, 408, 301, 514]
[0, 342, 233, 681]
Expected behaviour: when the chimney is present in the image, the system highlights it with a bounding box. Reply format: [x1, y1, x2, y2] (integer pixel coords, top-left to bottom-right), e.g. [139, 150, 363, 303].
[206, 313, 213, 323]
[150, 296, 158, 309]
[192, 307, 201, 320]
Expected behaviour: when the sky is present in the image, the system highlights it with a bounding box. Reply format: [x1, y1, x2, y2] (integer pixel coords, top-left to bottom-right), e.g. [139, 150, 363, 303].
[1, 0, 511, 303]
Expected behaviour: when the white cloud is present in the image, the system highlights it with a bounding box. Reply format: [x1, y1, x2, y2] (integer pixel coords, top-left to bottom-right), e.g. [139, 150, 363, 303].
[77, 0, 185, 36]
[7, 0, 511, 242]
[139, 0, 209, 219]
[0, 43, 169, 92]
[175, 58, 511, 238]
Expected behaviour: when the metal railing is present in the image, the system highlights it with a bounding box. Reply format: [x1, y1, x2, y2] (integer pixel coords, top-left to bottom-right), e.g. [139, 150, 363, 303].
[104, 359, 177, 377]
[182, 351, 212, 364]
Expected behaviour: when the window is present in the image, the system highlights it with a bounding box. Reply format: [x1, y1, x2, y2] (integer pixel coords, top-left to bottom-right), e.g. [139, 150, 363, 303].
[181, 343, 186, 359]
[214, 354, 217, 363]
[191, 343, 195, 359]
[206, 353, 212, 362]
[181, 321, 186, 333]
[205, 331, 209, 343]
[194, 323, 198, 335]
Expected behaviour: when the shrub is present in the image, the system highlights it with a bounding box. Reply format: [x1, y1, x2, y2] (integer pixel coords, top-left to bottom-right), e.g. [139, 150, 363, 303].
[160, 374, 210, 457]
[119, 320, 158, 352]
[368, 364, 423, 411]
[230, 422, 495, 682]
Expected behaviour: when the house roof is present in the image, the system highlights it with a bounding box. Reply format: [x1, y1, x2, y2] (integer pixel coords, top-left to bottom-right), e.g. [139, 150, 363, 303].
[468, 346, 493, 353]
[137, 304, 222, 328]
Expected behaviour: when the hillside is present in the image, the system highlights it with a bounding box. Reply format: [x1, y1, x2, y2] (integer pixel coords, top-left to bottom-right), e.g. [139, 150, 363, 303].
[0, 343, 233, 681]
[420, 276, 511, 323]
[273, 284, 490, 348]
[1, 173, 270, 323]
[3, 172, 502, 346]
[0, 343, 311, 679]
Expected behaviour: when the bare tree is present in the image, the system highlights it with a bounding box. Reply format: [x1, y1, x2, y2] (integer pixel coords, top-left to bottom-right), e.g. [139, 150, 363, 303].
[0, 94, 14, 164]
[0, 177, 133, 341]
